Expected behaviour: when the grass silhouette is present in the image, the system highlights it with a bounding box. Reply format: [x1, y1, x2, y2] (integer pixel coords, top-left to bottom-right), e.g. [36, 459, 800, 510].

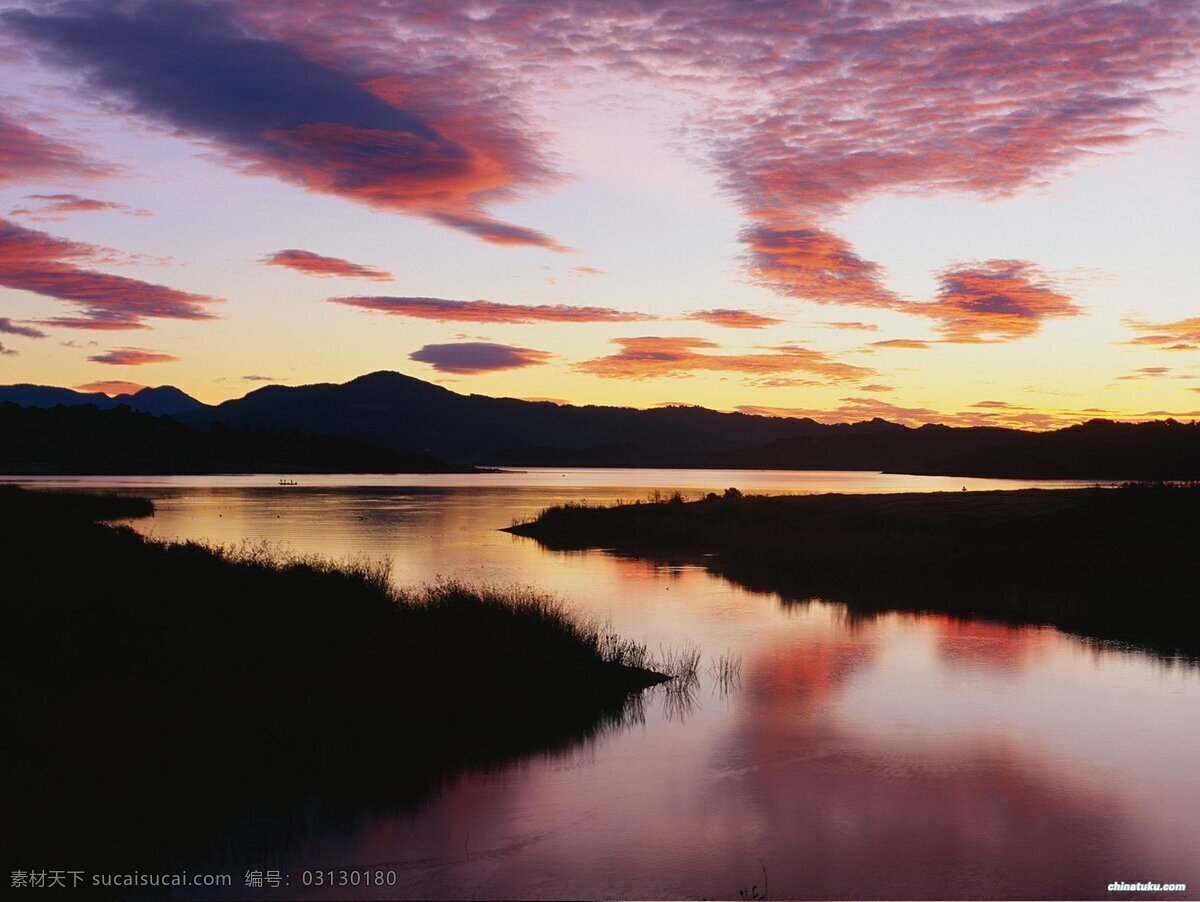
[507, 483, 1200, 659]
[2, 485, 664, 869]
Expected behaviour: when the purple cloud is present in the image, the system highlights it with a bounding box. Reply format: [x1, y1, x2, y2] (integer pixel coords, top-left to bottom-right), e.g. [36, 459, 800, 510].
[409, 341, 551, 374]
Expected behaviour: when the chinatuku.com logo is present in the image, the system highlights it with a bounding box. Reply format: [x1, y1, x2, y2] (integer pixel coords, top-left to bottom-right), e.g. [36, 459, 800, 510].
[1108, 880, 1187, 892]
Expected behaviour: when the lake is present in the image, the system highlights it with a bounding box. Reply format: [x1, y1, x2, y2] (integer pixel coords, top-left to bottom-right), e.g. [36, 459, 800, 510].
[10, 469, 1198, 900]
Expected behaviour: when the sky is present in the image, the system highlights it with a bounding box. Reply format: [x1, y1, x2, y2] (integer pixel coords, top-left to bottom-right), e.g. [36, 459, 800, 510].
[1, 0, 1198, 429]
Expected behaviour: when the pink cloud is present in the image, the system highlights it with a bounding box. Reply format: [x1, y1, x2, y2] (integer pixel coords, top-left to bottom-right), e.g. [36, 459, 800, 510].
[8, 0, 1198, 294]
[0, 114, 113, 184]
[330, 295, 653, 324]
[87, 347, 179, 366]
[0, 218, 220, 330]
[10, 193, 150, 221]
[5, 3, 563, 249]
[262, 249, 392, 281]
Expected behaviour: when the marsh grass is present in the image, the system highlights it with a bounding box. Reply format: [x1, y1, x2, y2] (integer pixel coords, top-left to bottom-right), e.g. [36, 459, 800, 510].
[710, 650, 743, 697]
[658, 640, 702, 682]
[3, 486, 666, 869]
[506, 483, 1200, 659]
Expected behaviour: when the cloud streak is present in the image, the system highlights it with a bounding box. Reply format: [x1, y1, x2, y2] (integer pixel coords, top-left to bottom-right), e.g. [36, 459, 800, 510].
[88, 347, 179, 365]
[262, 249, 392, 281]
[10, 193, 150, 221]
[684, 309, 782, 329]
[737, 398, 1169, 431]
[869, 339, 932, 350]
[0, 114, 113, 184]
[0, 317, 47, 339]
[575, 336, 873, 383]
[1120, 316, 1200, 351]
[409, 341, 551, 374]
[75, 379, 146, 395]
[331, 295, 653, 324]
[0, 218, 220, 330]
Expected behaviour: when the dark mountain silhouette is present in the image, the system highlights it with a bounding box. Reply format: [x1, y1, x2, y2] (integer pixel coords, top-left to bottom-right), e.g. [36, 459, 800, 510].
[4, 371, 1198, 478]
[182, 370, 832, 461]
[0, 402, 471, 474]
[0, 383, 204, 416]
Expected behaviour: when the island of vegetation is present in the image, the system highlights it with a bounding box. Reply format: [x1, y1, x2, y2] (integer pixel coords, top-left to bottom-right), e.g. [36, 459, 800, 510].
[3, 485, 664, 869]
[506, 483, 1200, 659]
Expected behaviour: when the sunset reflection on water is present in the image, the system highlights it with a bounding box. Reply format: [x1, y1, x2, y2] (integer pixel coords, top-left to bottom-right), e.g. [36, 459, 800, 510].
[9, 471, 1196, 899]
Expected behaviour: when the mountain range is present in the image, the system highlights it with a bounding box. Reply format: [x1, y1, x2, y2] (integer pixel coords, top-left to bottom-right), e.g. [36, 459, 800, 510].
[3, 371, 1198, 479]
[0, 383, 205, 417]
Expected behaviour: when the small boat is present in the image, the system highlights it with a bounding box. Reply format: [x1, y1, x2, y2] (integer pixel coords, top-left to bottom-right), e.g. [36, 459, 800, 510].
[278, 478, 299, 486]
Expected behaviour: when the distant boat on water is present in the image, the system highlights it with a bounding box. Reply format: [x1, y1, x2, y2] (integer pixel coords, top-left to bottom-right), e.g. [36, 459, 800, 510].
[278, 478, 299, 486]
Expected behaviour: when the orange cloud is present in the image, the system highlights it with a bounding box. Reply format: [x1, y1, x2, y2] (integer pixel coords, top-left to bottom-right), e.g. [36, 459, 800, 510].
[738, 397, 943, 428]
[575, 336, 873, 383]
[869, 339, 931, 350]
[0, 219, 220, 330]
[1116, 366, 1171, 381]
[87, 347, 179, 366]
[743, 222, 900, 309]
[923, 261, 1082, 342]
[684, 309, 782, 329]
[330, 295, 653, 324]
[1120, 316, 1200, 351]
[739, 397, 1198, 430]
[261, 249, 392, 281]
[75, 380, 146, 396]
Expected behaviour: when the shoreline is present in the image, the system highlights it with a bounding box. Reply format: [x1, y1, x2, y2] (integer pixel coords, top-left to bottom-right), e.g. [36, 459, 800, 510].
[506, 484, 1200, 660]
[3, 485, 665, 870]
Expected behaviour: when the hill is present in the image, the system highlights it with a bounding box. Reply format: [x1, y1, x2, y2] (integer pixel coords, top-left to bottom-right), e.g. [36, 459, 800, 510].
[0, 382, 205, 416]
[0, 402, 472, 474]
[4, 371, 1199, 478]
[186, 371, 1200, 478]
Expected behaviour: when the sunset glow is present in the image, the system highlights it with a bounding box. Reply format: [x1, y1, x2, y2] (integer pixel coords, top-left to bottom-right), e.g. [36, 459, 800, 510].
[1, 0, 1198, 425]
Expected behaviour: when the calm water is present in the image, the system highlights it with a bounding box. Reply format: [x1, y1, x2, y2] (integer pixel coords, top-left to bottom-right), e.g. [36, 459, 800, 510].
[12, 470, 1199, 899]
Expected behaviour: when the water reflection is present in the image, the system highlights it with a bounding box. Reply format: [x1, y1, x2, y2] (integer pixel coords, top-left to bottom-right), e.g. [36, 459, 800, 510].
[8, 473, 1196, 899]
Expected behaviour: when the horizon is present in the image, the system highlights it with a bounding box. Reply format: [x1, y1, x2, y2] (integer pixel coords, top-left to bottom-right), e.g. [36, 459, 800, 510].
[7, 367, 1199, 433]
[2, 1, 1199, 432]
